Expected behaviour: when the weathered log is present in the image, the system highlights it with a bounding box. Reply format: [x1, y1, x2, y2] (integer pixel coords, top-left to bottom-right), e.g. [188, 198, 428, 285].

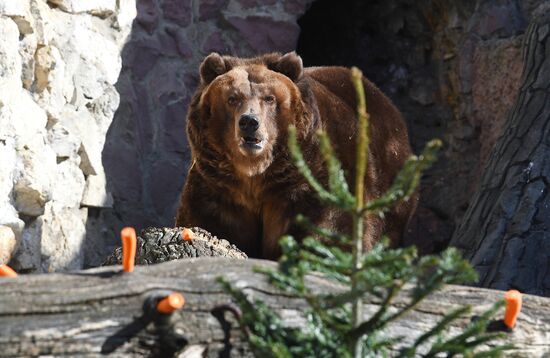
[450, 3, 550, 296]
[0, 258, 549, 357]
[103, 227, 247, 266]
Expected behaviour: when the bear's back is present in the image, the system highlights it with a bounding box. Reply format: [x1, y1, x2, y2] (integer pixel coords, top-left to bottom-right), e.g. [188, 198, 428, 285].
[304, 66, 402, 128]
[303, 66, 411, 183]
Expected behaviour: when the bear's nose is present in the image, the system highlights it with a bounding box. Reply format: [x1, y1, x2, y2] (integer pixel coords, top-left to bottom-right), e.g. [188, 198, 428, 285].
[239, 114, 259, 132]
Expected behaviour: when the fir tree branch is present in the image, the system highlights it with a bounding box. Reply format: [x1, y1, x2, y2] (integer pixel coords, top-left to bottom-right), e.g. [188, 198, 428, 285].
[347, 283, 403, 342]
[350, 66, 369, 358]
[363, 139, 442, 216]
[317, 131, 356, 209]
[412, 305, 471, 350]
[425, 301, 505, 357]
[295, 214, 351, 245]
[288, 126, 343, 207]
[351, 67, 369, 211]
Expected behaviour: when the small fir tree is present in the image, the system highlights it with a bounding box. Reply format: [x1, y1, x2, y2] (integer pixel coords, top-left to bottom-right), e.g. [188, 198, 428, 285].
[219, 67, 511, 357]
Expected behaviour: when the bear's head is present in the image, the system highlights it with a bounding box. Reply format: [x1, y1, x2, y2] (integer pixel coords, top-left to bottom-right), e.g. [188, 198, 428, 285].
[189, 52, 314, 177]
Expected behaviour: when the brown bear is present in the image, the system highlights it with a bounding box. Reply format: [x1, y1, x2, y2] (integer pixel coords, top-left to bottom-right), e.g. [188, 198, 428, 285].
[175, 52, 416, 259]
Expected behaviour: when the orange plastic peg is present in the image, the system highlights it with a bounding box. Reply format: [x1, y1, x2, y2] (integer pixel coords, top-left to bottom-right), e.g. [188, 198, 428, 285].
[503, 289, 522, 329]
[182, 228, 193, 241]
[0, 264, 17, 277]
[121, 227, 137, 273]
[157, 292, 185, 314]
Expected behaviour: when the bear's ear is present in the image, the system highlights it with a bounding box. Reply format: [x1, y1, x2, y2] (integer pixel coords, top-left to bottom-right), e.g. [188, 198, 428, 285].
[200, 53, 228, 84]
[268, 52, 303, 82]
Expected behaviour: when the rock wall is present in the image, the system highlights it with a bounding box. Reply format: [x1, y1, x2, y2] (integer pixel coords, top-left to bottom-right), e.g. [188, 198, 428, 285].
[408, 0, 540, 253]
[0, 0, 136, 272]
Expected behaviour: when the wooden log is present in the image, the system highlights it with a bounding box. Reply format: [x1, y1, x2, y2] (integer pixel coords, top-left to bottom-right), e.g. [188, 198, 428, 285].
[0, 258, 549, 357]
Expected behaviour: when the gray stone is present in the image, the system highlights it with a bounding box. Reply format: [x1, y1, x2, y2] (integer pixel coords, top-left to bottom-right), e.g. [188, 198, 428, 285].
[18, 33, 37, 89]
[0, 0, 27, 17]
[40, 204, 87, 272]
[161, 0, 192, 27]
[471, 3, 526, 39]
[199, 0, 227, 20]
[85, 85, 120, 133]
[0, 138, 16, 201]
[0, 226, 17, 265]
[0, 204, 25, 263]
[202, 31, 229, 54]
[48, 0, 116, 16]
[163, 27, 194, 59]
[0, 18, 21, 81]
[0, 90, 48, 149]
[284, 0, 311, 14]
[50, 157, 85, 209]
[57, 109, 103, 176]
[47, 123, 81, 159]
[136, 0, 159, 34]
[11, 221, 41, 272]
[240, 0, 277, 8]
[13, 141, 56, 216]
[14, 203, 87, 273]
[115, 0, 137, 30]
[33, 45, 57, 93]
[225, 16, 301, 53]
[81, 169, 114, 208]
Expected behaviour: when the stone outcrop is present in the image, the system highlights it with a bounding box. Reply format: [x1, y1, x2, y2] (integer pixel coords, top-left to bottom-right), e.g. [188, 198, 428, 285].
[0, 0, 135, 272]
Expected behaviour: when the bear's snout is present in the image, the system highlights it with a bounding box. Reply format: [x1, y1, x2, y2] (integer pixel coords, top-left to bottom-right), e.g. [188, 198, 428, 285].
[238, 113, 265, 153]
[239, 114, 260, 133]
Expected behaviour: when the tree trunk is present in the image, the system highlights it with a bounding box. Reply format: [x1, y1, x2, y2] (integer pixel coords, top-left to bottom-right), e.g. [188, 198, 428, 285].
[450, 3, 550, 296]
[0, 258, 549, 357]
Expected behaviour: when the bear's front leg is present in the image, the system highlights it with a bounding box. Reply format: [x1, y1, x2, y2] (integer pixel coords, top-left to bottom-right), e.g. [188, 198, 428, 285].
[176, 169, 262, 256]
[261, 200, 292, 260]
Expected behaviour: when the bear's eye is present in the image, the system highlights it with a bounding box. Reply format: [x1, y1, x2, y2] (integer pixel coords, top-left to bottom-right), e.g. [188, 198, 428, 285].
[263, 95, 275, 104]
[227, 96, 239, 106]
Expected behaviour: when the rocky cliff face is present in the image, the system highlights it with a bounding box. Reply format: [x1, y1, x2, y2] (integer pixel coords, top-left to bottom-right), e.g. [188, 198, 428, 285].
[0, 0, 136, 272]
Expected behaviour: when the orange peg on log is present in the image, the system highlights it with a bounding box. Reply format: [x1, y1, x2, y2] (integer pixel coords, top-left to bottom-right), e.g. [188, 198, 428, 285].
[503, 289, 522, 329]
[0, 264, 17, 277]
[157, 292, 185, 314]
[182, 228, 193, 241]
[121, 227, 137, 273]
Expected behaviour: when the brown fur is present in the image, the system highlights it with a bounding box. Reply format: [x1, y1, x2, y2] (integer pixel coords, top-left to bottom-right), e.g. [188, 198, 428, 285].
[176, 52, 417, 259]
